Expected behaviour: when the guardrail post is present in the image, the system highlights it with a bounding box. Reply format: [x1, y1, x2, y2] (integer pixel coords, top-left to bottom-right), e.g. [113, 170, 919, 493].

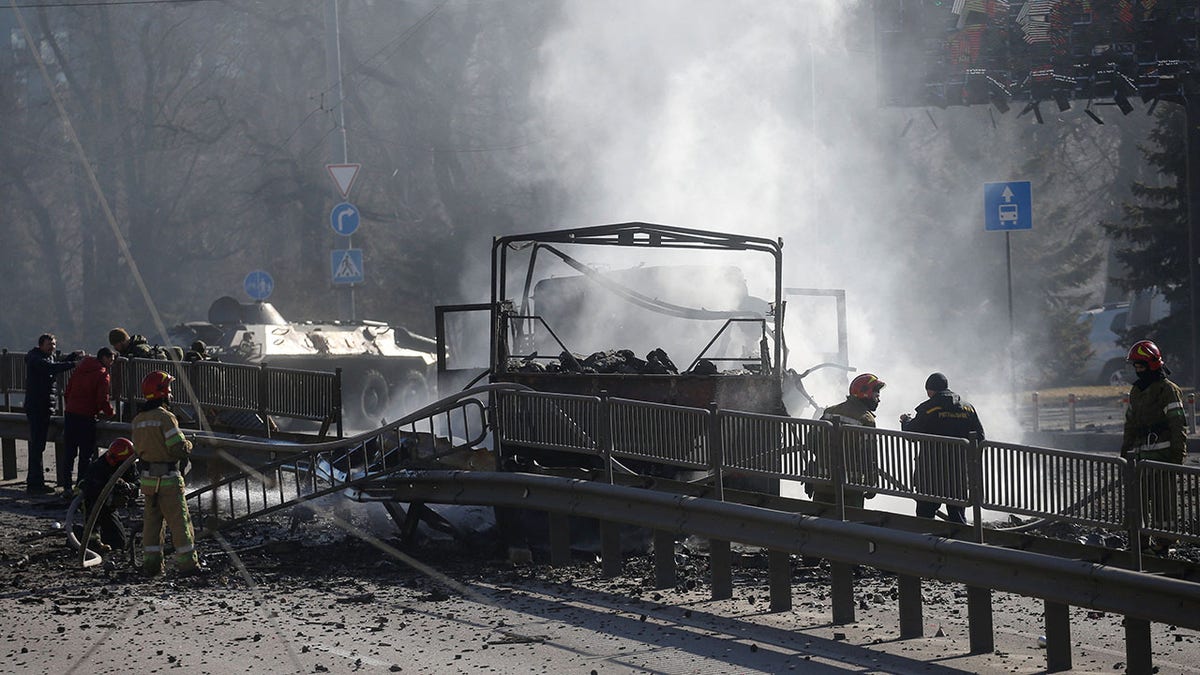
[898, 574, 922, 638]
[708, 403, 732, 601]
[768, 549, 791, 612]
[828, 420, 855, 623]
[966, 432, 993, 654]
[654, 529, 675, 589]
[258, 363, 271, 439]
[598, 392, 621, 577]
[1, 348, 10, 411]
[1124, 618, 1153, 675]
[1044, 600, 1072, 672]
[1031, 391, 1039, 432]
[2, 437, 15, 480]
[1067, 393, 1076, 432]
[334, 368, 344, 439]
[967, 586, 994, 654]
[548, 512, 571, 566]
[1125, 457, 1145, 572]
[830, 562, 854, 625]
[969, 435, 985, 544]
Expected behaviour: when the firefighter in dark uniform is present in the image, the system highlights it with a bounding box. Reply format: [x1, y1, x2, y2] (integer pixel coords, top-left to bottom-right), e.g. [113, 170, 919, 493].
[78, 437, 138, 553]
[1121, 340, 1188, 556]
[900, 372, 984, 524]
[133, 371, 203, 576]
[811, 373, 884, 508]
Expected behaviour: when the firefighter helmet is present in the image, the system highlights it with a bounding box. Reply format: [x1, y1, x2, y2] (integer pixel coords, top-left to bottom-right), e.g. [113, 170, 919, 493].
[105, 437, 135, 466]
[141, 370, 174, 401]
[1126, 340, 1163, 370]
[849, 373, 885, 400]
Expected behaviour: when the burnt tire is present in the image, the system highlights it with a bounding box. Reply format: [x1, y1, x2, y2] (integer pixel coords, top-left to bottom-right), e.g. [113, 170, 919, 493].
[358, 370, 391, 427]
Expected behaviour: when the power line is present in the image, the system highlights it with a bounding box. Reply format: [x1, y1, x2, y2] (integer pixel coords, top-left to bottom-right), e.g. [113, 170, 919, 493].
[7, 0, 216, 7]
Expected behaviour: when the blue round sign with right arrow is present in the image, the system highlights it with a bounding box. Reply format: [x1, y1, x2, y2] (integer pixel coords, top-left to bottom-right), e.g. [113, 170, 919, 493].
[330, 202, 360, 237]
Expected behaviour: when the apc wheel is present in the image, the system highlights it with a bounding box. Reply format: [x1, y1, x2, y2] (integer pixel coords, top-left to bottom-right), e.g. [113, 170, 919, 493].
[393, 371, 430, 417]
[358, 370, 391, 426]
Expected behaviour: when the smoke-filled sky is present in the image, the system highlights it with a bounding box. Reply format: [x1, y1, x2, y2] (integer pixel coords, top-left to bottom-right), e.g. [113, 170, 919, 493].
[493, 0, 1063, 440]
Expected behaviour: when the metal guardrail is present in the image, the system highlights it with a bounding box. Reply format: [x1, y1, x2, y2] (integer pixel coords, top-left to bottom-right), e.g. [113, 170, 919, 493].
[982, 440, 1125, 529]
[492, 389, 1200, 558]
[0, 350, 343, 438]
[1141, 460, 1200, 545]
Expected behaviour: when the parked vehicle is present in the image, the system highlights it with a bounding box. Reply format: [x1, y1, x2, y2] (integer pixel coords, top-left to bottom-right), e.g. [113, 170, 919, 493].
[168, 297, 436, 429]
[1079, 303, 1130, 386]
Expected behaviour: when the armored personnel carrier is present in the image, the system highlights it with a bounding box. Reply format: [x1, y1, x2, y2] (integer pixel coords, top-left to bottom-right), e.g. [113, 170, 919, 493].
[169, 296, 436, 428]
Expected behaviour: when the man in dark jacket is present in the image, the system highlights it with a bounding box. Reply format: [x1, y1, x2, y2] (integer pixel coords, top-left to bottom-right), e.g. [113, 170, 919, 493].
[24, 334, 81, 494]
[900, 372, 985, 524]
[108, 327, 155, 360]
[59, 348, 117, 492]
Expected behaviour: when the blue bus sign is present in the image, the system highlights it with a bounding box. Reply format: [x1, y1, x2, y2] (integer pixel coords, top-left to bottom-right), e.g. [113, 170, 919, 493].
[984, 181, 1032, 231]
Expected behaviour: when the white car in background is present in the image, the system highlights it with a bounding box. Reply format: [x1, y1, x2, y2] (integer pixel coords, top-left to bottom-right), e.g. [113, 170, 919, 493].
[1079, 303, 1130, 386]
[1079, 289, 1172, 386]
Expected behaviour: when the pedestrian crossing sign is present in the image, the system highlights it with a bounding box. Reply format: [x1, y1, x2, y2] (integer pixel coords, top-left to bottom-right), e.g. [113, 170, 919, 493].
[331, 248, 364, 285]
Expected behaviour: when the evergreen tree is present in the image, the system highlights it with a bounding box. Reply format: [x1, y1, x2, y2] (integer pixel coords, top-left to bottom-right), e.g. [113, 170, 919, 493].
[1102, 106, 1190, 378]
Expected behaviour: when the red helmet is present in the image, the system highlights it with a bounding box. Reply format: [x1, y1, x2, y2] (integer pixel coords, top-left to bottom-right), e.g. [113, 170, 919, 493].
[105, 437, 135, 466]
[141, 370, 174, 401]
[1126, 340, 1163, 370]
[849, 373, 885, 400]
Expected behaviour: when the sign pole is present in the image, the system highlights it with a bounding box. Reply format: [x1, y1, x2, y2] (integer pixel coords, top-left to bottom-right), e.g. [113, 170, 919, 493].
[325, 0, 354, 321]
[1006, 231, 1016, 409]
[984, 180, 1031, 410]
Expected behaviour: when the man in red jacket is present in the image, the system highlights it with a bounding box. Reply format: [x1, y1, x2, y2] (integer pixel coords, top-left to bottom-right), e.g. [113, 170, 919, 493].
[59, 348, 116, 493]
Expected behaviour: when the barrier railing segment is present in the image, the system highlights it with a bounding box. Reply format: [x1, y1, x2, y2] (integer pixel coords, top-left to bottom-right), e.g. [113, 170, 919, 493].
[1139, 460, 1200, 545]
[719, 410, 828, 480]
[494, 390, 601, 456]
[982, 440, 1125, 528]
[609, 398, 709, 471]
[189, 395, 489, 532]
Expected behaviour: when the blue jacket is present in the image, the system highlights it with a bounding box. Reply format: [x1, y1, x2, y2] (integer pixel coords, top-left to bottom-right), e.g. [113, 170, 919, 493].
[24, 347, 77, 415]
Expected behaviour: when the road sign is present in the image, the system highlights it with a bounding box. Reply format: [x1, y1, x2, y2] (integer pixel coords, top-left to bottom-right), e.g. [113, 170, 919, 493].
[330, 202, 360, 237]
[244, 270, 274, 301]
[331, 248, 364, 285]
[326, 163, 361, 198]
[984, 181, 1032, 231]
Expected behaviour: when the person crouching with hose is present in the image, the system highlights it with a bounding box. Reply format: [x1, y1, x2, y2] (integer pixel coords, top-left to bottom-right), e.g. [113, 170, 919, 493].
[133, 371, 205, 577]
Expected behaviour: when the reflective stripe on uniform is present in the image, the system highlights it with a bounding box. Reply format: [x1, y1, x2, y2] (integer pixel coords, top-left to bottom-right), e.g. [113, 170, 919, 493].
[1165, 401, 1183, 413]
[175, 544, 195, 554]
[165, 427, 185, 448]
[144, 545, 163, 553]
[134, 420, 161, 430]
[1135, 440, 1172, 453]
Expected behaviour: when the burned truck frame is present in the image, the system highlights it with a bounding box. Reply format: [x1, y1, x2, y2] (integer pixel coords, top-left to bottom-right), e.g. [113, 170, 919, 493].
[437, 222, 850, 424]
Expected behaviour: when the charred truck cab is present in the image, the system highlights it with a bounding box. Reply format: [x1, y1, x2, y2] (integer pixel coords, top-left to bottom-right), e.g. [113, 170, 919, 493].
[169, 297, 437, 429]
[436, 223, 852, 483]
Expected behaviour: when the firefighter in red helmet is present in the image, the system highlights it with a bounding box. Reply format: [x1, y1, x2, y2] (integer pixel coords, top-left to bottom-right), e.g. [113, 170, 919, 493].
[1122, 340, 1188, 556]
[132, 371, 204, 576]
[77, 437, 138, 553]
[809, 373, 884, 509]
